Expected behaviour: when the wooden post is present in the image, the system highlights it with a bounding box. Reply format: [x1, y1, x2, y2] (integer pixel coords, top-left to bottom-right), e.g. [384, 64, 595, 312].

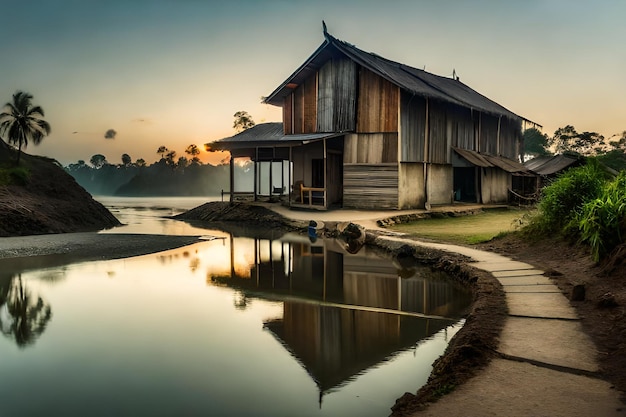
[229, 155, 235, 203]
[323, 138, 327, 208]
[254, 147, 258, 201]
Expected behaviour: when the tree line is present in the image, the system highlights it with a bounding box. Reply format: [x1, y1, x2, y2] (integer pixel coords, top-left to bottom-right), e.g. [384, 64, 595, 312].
[65, 145, 249, 196]
[524, 126, 626, 171]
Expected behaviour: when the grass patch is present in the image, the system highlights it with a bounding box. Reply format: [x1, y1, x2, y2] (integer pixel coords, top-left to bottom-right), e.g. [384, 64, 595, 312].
[389, 208, 532, 245]
[0, 165, 31, 186]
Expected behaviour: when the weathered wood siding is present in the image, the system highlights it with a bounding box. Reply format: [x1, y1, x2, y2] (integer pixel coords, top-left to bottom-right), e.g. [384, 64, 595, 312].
[357, 68, 399, 133]
[285, 74, 318, 134]
[317, 58, 357, 132]
[344, 133, 398, 164]
[343, 164, 398, 209]
[283, 95, 293, 135]
[400, 92, 426, 162]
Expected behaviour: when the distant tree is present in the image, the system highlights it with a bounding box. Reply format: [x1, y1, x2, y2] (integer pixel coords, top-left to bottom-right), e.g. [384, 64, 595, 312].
[177, 156, 189, 170]
[165, 150, 177, 167]
[550, 125, 605, 156]
[0, 91, 51, 165]
[90, 154, 107, 169]
[233, 111, 255, 132]
[185, 144, 201, 164]
[523, 128, 550, 159]
[135, 158, 146, 168]
[157, 146, 168, 160]
[121, 153, 132, 167]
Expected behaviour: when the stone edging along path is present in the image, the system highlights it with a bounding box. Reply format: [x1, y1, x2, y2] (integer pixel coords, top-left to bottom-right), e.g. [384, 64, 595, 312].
[364, 231, 625, 417]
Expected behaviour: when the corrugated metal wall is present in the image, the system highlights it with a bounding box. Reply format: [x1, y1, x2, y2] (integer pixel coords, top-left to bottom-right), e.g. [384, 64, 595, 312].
[344, 133, 398, 164]
[357, 68, 398, 133]
[400, 92, 426, 162]
[343, 164, 398, 209]
[479, 114, 498, 154]
[317, 58, 357, 133]
[499, 117, 522, 160]
[428, 101, 448, 164]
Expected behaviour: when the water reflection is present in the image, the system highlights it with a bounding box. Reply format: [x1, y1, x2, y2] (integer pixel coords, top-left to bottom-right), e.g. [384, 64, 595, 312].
[0, 273, 52, 348]
[207, 232, 471, 400]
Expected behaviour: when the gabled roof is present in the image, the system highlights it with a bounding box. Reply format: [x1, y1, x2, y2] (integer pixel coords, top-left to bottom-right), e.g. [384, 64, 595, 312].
[210, 122, 341, 150]
[265, 31, 532, 123]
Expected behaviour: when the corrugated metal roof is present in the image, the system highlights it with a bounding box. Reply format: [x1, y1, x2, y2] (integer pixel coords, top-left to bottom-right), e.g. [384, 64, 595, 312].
[265, 32, 531, 123]
[209, 122, 340, 150]
[524, 154, 582, 176]
[453, 147, 533, 175]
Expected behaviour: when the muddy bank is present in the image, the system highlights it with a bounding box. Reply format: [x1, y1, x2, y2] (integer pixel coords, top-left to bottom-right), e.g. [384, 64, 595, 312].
[176, 201, 507, 415]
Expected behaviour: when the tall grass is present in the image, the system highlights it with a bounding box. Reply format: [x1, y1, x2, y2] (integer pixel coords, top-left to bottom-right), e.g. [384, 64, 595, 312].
[577, 172, 626, 261]
[524, 159, 625, 262]
[524, 160, 607, 236]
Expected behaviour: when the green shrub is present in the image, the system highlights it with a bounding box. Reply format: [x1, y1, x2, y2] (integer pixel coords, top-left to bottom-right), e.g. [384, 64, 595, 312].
[526, 160, 607, 236]
[577, 172, 626, 261]
[0, 166, 31, 186]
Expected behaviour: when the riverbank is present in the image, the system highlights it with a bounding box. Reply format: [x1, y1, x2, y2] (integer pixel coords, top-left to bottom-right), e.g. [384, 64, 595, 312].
[176, 201, 625, 416]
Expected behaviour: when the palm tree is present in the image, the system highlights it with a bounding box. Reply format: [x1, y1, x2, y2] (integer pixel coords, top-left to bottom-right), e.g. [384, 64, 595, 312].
[0, 91, 51, 165]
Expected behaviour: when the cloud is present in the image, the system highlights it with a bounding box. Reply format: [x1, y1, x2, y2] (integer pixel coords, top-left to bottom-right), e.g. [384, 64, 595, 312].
[104, 129, 117, 139]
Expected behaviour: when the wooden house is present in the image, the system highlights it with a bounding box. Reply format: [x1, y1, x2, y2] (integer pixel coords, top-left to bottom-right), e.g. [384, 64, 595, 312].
[212, 28, 536, 209]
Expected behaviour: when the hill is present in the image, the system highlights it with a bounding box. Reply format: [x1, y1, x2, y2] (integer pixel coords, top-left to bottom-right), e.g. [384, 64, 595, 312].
[0, 140, 120, 236]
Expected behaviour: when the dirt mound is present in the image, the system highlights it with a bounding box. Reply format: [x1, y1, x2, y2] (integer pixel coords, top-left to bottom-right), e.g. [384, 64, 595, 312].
[0, 142, 120, 236]
[174, 201, 299, 229]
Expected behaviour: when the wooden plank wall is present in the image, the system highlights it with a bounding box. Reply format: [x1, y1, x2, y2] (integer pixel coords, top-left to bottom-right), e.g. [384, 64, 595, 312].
[343, 164, 398, 209]
[283, 95, 293, 135]
[293, 84, 304, 134]
[344, 133, 398, 164]
[400, 91, 426, 162]
[357, 68, 398, 133]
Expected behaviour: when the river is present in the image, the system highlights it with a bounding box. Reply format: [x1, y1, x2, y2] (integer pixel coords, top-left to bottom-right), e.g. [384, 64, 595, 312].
[0, 197, 471, 417]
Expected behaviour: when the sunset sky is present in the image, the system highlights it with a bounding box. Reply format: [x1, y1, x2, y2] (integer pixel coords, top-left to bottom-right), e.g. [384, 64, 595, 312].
[1, 0, 624, 166]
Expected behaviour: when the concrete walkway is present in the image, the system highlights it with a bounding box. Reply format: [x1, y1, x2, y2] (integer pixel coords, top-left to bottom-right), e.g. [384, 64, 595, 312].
[267, 205, 625, 417]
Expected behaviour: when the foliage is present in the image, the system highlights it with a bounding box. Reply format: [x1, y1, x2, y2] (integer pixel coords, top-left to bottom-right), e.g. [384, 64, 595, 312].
[523, 128, 550, 157]
[89, 154, 107, 169]
[0, 165, 30, 185]
[0, 91, 51, 165]
[549, 125, 605, 156]
[525, 160, 607, 236]
[576, 172, 626, 261]
[121, 153, 132, 167]
[65, 144, 253, 196]
[233, 111, 255, 132]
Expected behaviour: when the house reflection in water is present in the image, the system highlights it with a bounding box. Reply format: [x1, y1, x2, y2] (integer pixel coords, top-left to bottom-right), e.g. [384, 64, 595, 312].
[208, 233, 471, 398]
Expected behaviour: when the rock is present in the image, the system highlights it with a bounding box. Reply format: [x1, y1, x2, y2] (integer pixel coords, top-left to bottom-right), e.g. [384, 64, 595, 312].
[571, 283, 586, 301]
[338, 222, 366, 254]
[597, 292, 619, 308]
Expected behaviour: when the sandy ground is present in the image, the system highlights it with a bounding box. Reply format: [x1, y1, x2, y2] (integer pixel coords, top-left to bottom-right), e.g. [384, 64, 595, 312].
[0, 232, 203, 272]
